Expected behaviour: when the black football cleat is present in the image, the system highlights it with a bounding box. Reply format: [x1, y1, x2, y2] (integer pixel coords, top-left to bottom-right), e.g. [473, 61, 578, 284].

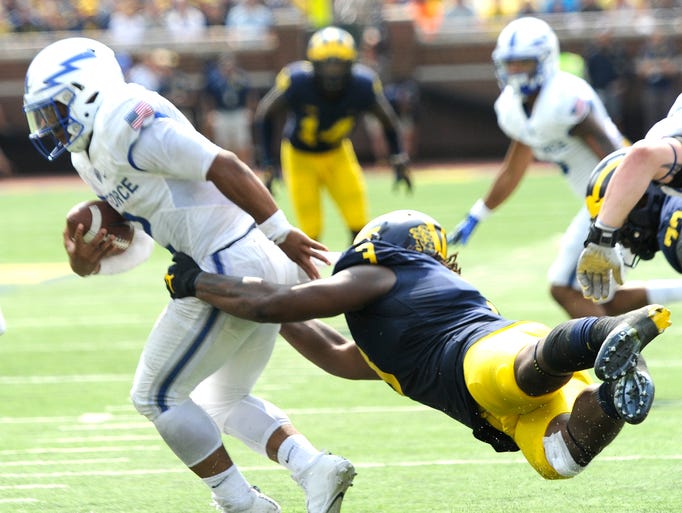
[595, 304, 671, 382]
[611, 368, 655, 424]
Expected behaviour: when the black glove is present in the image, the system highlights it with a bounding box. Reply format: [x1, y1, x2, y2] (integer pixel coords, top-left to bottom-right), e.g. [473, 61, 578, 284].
[165, 252, 202, 299]
[390, 154, 413, 193]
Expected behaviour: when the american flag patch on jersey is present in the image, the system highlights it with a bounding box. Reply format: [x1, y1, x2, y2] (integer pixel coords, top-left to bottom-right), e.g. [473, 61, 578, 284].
[125, 101, 154, 130]
[571, 98, 588, 118]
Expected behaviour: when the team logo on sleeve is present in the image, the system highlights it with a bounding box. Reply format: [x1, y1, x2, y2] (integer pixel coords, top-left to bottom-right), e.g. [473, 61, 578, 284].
[125, 101, 154, 130]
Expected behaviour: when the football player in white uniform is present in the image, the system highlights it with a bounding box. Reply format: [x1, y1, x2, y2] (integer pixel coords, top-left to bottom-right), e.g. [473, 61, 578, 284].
[447, 17, 682, 318]
[23, 38, 355, 513]
[578, 95, 682, 302]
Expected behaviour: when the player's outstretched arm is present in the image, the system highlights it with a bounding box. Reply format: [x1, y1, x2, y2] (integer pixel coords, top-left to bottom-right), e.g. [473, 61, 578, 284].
[448, 140, 533, 245]
[279, 320, 380, 380]
[165, 252, 395, 322]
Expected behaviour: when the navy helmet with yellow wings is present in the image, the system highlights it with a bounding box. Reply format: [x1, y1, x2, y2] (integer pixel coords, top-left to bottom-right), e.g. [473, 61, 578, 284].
[306, 26, 357, 95]
[586, 148, 665, 263]
[353, 209, 449, 261]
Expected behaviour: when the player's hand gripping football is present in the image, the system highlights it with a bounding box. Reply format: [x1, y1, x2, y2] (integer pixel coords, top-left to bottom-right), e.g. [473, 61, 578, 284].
[447, 214, 479, 246]
[165, 252, 203, 299]
[577, 242, 624, 303]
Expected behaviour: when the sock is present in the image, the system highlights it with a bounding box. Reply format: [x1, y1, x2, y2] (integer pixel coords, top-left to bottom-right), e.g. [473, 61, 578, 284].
[644, 279, 682, 304]
[277, 434, 319, 475]
[203, 466, 253, 508]
[541, 317, 600, 373]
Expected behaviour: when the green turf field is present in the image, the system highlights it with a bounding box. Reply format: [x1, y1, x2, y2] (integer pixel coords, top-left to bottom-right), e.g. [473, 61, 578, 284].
[1, 165, 681, 513]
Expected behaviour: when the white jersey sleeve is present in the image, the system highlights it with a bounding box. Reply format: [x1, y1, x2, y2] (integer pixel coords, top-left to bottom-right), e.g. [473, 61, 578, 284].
[97, 228, 155, 275]
[129, 116, 221, 181]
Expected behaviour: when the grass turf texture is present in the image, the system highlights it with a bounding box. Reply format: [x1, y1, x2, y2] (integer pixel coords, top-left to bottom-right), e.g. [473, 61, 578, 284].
[1, 165, 681, 513]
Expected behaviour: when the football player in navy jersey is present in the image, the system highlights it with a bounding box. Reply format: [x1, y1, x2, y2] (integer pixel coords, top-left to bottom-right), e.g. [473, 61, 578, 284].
[166, 209, 671, 484]
[582, 148, 682, 282]
[254, 26, 412, 242]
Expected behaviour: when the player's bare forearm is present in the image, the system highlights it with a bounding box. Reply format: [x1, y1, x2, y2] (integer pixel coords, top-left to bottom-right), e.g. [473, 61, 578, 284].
[280, 320, 379, 380]
[206, 150, 279, 224]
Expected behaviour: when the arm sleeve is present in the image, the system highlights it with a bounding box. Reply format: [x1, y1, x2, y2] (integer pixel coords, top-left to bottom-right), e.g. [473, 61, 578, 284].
[129, 117, 222, 181]
[97, 228, 155, 275]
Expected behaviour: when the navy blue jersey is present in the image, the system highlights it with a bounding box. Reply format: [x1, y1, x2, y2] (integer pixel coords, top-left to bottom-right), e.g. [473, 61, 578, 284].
[276, 61, 381, 152]
[204, 64, 251, 111]
[333, 240, 516, 432]
[657, 194, 682, 273]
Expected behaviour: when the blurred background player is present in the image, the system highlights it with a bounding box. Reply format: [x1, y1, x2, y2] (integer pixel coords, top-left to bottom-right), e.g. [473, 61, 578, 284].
[446, 17, 682, 319]
[254, 26, 412, 243]
[165, 209, 670, 482]
[23, 37, 352, 513]
[202, 53, 258, 167]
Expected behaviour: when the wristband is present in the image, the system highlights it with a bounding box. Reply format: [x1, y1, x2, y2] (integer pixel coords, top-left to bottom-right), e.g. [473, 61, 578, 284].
[258, 209, 292, 245]
[585, 219, 620, 247]
[470, 199, 492, 221]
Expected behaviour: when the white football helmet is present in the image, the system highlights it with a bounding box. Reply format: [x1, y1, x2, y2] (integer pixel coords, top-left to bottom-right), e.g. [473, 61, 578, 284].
[23, 37, 125, 161]
[492, 17, 559, 97]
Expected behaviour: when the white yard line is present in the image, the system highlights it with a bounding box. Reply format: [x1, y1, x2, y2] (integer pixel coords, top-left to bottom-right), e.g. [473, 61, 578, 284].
[1, 454, 681, 480]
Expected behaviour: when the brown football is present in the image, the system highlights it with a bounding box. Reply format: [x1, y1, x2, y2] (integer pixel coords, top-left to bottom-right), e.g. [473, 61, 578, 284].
[66, 200, 134, 255]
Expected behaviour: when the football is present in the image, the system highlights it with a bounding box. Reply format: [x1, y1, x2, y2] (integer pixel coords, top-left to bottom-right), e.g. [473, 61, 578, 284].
[66, 200, 134, 255]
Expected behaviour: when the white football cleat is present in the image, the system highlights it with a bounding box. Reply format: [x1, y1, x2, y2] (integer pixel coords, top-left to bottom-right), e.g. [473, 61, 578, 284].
[295, 452, 356, 513]
[212, 487, 281, 513]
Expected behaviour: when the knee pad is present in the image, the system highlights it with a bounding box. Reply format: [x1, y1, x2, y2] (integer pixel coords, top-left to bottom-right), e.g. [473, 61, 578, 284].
[220, 395, 291, 456]
[152, 399, 223, 468]
[543, 431, 585, 478]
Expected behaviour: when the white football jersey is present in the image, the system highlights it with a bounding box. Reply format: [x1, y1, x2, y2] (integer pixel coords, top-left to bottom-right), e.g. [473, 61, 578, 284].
[71, 83, 255, 260]
[495, 70, 625, 198]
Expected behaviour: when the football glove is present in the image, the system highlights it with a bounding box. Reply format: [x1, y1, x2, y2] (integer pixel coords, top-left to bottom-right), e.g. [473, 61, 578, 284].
[447, 214, 479, 246]
[165, 252, 202, 299]
[577, 242, 624, 303]
[392, 162, 413, 193]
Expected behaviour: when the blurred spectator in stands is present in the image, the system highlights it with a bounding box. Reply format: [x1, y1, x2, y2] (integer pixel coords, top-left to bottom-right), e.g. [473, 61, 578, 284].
[580, 0, 603, 11]
[107, 0, 148, 45]
[73, 0, 109, 30]
[128, 48, 198, 124]
[542, 0, 580, 13]
[36, 1, 81, 31]
[201, 53, 258, 166]
[6, 0, 42, 32]
[636, 29, 679, 132]
[444, 0, 478, 21]
[201, 0, 230, 26]
[516, 0, 538, 15]
[165, 0, 206, 40]
[291, 0, 334, 30]
[585, 28, 630, 130]
[410, 0, 444, 38]
[225, 0, 274, 39]
[334, 0, 384, 45]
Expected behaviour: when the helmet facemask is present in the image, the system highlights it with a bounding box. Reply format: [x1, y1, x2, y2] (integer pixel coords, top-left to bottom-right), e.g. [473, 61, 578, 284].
[307, 26, 357, 97]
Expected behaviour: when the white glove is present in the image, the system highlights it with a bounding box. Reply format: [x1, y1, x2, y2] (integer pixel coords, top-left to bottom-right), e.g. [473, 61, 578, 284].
[577, 242, 624, 302]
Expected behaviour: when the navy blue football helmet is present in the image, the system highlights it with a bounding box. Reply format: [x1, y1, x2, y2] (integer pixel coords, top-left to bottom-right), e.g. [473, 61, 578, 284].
[353, 210, 448, 260]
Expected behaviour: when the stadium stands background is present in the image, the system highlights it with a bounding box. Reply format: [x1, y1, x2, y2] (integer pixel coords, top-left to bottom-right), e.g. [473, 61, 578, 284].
[1, 3, 681, 175]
